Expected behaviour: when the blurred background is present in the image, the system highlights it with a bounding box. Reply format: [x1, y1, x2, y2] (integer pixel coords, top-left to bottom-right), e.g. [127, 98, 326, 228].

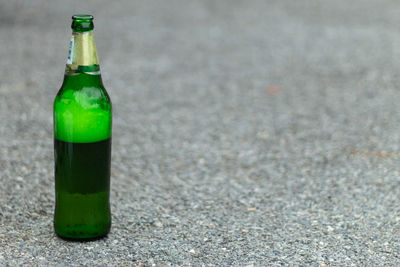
[2, 0, 400, 265]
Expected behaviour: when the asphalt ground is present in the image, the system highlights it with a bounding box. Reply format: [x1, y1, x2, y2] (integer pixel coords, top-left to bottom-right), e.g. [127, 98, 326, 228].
[1, 0, 400, 265]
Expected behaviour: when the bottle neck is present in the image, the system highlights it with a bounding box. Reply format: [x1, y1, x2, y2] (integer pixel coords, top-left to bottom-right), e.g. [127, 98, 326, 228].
[62, 72, 104, 89]
[65, 31, 100, 74]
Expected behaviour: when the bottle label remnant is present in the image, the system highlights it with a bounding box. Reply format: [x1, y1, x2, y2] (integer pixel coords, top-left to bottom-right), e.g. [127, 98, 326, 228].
[67, 36, 75, 64]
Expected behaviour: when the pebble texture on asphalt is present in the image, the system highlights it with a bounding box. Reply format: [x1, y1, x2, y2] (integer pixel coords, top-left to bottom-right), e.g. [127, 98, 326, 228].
[1, 0, 400, 265]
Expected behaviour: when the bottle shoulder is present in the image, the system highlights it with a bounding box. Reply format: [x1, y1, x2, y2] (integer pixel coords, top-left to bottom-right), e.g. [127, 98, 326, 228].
[56, 74, 111, 103]
[55, 84, 111, 114]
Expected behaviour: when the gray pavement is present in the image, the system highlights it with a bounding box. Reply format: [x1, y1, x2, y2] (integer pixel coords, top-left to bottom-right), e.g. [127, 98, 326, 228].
[1, 0, 400, 265]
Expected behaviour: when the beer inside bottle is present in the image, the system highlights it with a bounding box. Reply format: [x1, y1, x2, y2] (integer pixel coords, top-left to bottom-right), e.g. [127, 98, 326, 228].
[53, 15, 112, 240]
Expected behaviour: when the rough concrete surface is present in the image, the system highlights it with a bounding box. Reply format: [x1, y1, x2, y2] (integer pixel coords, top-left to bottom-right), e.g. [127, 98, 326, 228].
[1, 0, 400, 265]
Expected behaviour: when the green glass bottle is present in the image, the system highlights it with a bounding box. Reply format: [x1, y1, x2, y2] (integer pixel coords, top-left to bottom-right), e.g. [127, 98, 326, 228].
[53, 15, 112, 240]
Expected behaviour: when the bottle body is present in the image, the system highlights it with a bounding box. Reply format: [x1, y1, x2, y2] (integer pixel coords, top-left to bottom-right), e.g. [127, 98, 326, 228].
[53, 15, 111, 240]
[54, 137, 111, 239]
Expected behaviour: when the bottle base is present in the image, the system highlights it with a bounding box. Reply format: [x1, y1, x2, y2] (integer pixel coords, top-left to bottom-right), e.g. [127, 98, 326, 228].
[56, 232, 109, 242]
[54, 223, 111, 242]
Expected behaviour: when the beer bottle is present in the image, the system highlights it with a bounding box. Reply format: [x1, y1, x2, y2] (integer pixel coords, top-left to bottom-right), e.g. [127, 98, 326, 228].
[53, 15, 112, 240]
